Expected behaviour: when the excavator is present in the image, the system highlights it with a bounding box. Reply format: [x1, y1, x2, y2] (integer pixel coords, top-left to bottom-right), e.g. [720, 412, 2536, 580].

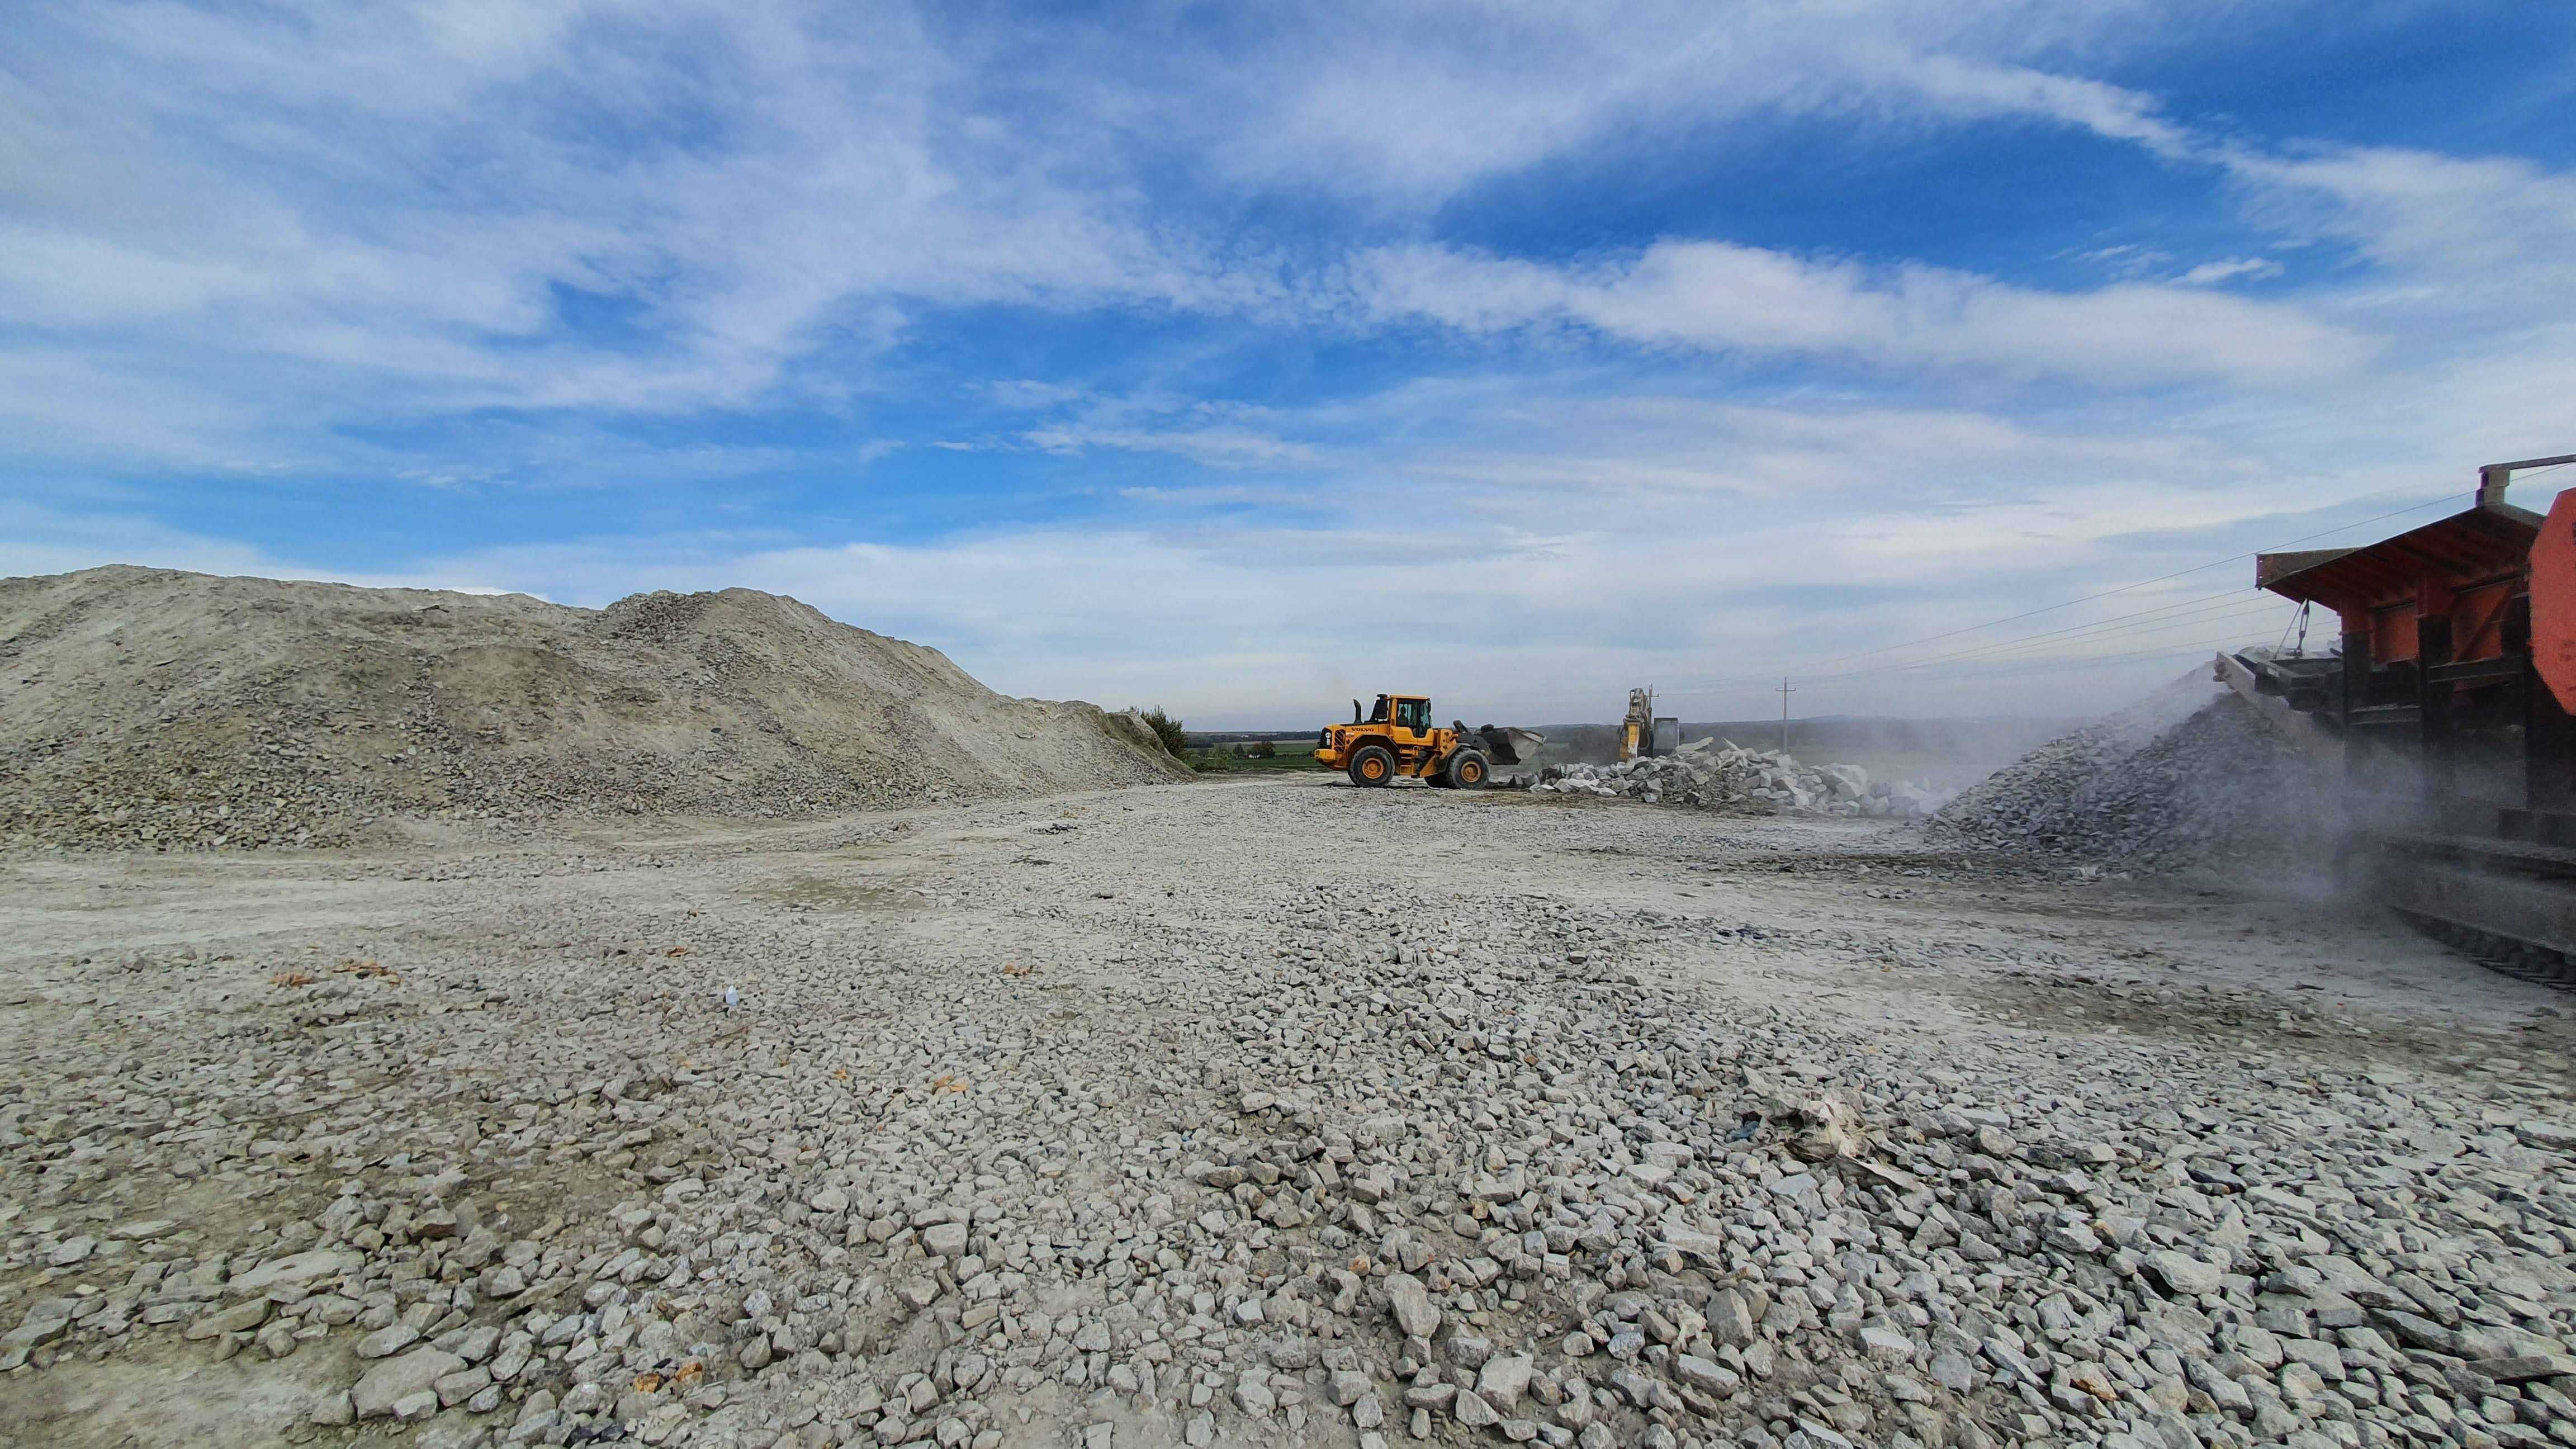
[1316, 694, 1542, 789]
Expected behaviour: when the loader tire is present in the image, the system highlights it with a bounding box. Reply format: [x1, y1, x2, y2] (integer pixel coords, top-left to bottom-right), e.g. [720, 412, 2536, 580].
[1445, 749, 1490, 789]
[1348, 745, 1396, 788]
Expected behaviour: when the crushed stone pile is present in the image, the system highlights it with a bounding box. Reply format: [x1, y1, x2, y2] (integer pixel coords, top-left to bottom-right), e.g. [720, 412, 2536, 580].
[1928, 671, 2329, 874]
[0, 565, 1190, 851]
[1524, 737, 1941, 818]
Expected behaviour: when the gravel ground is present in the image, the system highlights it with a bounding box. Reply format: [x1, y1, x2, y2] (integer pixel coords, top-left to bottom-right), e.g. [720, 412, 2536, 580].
[3, 775, 2572, 1449]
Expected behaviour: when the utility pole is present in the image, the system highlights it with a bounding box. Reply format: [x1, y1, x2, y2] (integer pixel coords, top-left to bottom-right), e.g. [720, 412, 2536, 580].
[1777, 678, 1795, 756]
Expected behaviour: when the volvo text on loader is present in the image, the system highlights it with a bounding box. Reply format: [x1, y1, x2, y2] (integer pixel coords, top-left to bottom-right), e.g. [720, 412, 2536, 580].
[1315, 694, 1540, 789]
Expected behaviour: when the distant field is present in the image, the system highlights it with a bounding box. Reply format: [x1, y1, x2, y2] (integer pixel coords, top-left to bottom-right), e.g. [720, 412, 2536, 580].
[1182, 738, 1320, 774]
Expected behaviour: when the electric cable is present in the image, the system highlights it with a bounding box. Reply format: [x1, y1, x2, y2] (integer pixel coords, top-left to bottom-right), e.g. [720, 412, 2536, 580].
[1658, 490, 2468, 698]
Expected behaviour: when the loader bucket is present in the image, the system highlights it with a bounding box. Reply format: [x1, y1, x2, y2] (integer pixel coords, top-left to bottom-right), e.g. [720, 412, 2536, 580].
[1478, 726, 1544, 766]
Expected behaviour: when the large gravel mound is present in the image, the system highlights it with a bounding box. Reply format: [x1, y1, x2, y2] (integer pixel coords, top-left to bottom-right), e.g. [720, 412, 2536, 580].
[1929, 670, 2331, 874]
[0, 565, 1190, 850]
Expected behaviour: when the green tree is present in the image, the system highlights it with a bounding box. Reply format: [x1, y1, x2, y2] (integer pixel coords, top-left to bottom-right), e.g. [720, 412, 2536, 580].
[1134, 707, 1187, 758]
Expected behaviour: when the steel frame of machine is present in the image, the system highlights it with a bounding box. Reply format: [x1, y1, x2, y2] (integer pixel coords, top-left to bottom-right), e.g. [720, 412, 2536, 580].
[2233, 456, 2576, 979]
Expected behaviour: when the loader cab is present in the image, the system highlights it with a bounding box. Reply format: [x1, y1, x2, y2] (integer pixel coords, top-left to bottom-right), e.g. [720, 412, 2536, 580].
[1390, 696, 1431, 737]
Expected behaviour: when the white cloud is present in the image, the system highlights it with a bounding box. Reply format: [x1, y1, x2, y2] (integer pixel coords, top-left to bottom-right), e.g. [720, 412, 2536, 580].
[1186, 0, 2218, 202]
[1354, 240, 2367, 382]
[1011, 394, 1319, 470]
[2224, 144, 2576, 282]
[1026, 425, 1317, 470]
[5, 376, 2376, 727]
[0, 0, 2367, 475]
[0, 1, 1261, 466]
[2176, 257, 2283, 286]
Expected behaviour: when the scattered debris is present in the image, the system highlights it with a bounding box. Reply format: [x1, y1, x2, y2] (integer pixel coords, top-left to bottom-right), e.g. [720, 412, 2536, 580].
[1527, 738, 1941, 817]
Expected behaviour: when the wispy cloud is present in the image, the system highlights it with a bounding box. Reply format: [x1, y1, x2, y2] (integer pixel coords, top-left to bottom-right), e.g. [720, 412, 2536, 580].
[1181, 0, 2215, 201]
[1351, 240, 2369, 382]
[2175, 257, 2283, 286]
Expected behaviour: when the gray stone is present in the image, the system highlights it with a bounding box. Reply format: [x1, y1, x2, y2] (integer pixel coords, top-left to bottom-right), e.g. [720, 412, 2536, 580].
[1234, 1374, 1276, 1417]
[353, 1348, 468, 1419]
[1928, 1350, 1977, 1393]
[434, 1365, 491, 1408]
[229, 1249, 356, 1297]
[1708, 1288, 1759, 1346]
[185, 1298, 272, 1341]
[1479, 1355, 1534, 1408]
[1385, 1274, 1440, 1339]
[355, 1323, 422, 1359]
[1442, 1333, 1493, 1369]
[1674, 1355, 1740, 1397]
[2144, 1251, 2224, 1296]
[1859, 1325, 1916, 1364]
[2473, 1356, 2576, 1384]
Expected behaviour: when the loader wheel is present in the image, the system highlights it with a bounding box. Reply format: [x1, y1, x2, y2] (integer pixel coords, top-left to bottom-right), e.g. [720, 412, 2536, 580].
[1348, 745, 1395, 788]
[1446, 749, 1490, 789]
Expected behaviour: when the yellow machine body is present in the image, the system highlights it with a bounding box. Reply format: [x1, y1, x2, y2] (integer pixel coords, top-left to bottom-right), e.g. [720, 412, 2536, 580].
[1315, 694, 1493, 789]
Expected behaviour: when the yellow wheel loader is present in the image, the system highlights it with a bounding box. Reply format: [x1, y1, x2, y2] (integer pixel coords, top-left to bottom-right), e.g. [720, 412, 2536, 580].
[1315, 694, 1542, 789]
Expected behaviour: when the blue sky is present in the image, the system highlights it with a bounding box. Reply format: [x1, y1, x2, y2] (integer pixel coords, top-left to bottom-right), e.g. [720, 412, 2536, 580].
[6, 1, 2575, 727]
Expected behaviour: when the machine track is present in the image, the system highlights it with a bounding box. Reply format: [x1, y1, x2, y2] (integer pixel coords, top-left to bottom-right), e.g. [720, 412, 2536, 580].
[2392, 909, 2576, 988]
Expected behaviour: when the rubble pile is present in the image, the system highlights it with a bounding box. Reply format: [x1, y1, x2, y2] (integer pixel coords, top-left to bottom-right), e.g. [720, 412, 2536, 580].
[0, 566, 1189, 851]
[1527, 738, 1942, 818]
[1930, 676, 2329, 874]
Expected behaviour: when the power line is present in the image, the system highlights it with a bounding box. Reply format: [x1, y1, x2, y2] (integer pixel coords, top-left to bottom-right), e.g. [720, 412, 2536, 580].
[1797, 604, 2290, 684]
[1671, 595, 2295, 692]
[1820, 628, 2289, 686]
[1714, 614, 2293, 694]
[1782, 462, 2576, 692]
[1806, 592, 2286, 679]
[1661, 488, 2477, 699]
